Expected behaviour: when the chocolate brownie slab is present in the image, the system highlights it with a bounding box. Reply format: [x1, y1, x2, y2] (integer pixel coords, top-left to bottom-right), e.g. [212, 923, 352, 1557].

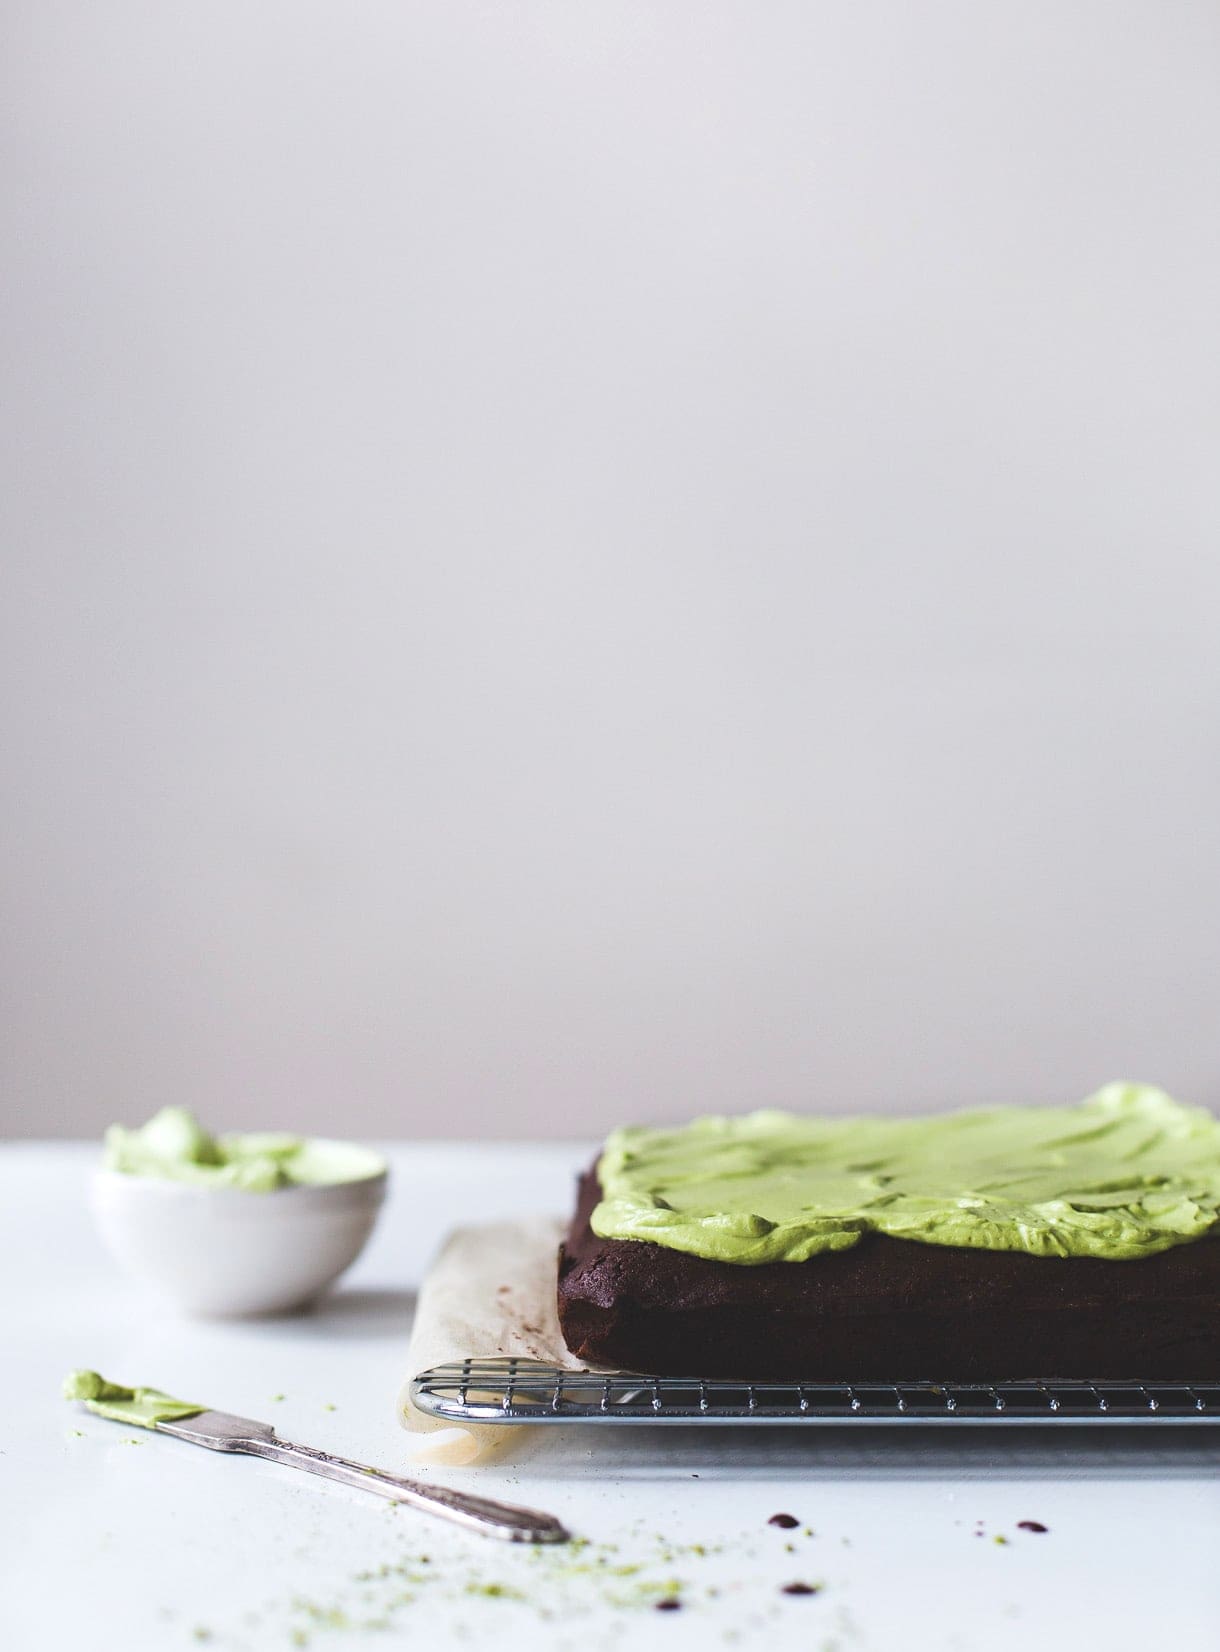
[558, 1166, 1220, 1380]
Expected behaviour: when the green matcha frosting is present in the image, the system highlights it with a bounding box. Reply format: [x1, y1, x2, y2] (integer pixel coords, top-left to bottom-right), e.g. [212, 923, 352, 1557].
[591, 1084, 1220, 1263]
[103, 1106, 385, 1190]
[63, 1370, 203, 1428]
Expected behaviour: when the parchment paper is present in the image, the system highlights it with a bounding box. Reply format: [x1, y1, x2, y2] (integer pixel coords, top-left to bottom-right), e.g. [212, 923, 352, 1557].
[396, 1217, 588, 1464]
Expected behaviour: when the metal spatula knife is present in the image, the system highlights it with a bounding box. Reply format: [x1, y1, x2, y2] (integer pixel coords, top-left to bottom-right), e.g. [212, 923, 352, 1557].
[147, 1408, 568, 1542]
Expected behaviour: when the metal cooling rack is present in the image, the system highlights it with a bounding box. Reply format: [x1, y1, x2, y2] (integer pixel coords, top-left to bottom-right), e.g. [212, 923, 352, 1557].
[410, 1359, 1220, 1426]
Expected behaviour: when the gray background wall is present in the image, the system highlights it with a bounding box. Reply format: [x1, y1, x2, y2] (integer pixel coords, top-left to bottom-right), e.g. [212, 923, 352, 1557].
[4, 1, 1219, 1140]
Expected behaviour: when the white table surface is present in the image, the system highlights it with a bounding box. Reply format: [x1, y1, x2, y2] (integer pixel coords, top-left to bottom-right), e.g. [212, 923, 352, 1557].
[6, 1141, 1220, 1652]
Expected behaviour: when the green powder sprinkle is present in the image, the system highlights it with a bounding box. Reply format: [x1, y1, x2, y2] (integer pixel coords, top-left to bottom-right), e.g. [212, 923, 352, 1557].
[210, 1523, 812, 1641]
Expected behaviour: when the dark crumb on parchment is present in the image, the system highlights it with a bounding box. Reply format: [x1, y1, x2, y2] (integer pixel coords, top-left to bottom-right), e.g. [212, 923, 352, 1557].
[781, 1583, 821, 1597]
[654, 1598, 682, 1612]
[768, 1513, 800, 1529]
[1017, 1520, 1049, 1533]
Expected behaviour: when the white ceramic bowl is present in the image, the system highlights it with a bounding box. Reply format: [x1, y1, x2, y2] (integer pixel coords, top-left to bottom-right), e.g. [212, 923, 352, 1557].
[90, 1147, 388, 1317]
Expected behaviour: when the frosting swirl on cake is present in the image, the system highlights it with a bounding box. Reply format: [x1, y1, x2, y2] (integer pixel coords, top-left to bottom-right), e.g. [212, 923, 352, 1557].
[591, 1084, 1220, 1263]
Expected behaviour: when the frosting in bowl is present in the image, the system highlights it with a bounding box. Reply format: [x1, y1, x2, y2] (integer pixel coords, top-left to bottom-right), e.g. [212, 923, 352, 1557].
[103, 1107, 385, 1191]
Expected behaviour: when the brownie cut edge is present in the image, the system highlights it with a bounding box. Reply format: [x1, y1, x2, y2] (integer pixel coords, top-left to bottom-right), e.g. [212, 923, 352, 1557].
[557, 1165, 1220, 1381]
